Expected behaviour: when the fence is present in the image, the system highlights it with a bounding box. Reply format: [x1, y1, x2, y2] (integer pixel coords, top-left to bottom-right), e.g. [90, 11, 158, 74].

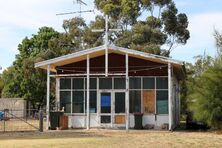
[0, 109, 44, 132]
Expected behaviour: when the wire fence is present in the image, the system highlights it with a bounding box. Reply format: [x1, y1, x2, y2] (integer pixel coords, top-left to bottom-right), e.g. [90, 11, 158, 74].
[0, 109, 44, 132]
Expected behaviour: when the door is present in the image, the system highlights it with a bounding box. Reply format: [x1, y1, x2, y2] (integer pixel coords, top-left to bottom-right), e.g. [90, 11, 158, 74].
[100, 92, 112, 124]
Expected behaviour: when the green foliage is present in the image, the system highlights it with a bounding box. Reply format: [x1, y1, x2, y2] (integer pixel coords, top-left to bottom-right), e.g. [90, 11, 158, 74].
[95, 0, 190, 56]
[0, 74, 4, 97]
[2, 27, 72, 109]
[186, 31, 222, 129]
[189, 58, 222, 129]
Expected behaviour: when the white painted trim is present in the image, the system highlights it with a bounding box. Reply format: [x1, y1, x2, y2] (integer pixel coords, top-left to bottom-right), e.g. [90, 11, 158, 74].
[86, 54, 90, 130]
[50, 73, 126, 77]
[35, 44, 184, 69]
[125, 53, 129, 131]
[35, 45, 106, 68]
[168, 63, 172, 130]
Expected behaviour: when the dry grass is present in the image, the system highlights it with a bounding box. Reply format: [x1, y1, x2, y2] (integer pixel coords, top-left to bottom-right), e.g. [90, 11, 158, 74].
[0, 130, 222, 148]
[0, 119, 45, 132]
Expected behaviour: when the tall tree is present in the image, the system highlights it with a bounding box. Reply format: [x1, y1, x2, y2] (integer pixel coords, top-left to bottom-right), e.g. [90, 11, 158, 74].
[0, 74, 4, 98]
[94, 0, 190, 56]
[187, 31, 222, 129]
[2, 27, 72, 109]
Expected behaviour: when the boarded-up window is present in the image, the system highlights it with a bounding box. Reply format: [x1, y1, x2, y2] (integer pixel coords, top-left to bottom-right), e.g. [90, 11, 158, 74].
[115, 115, 125, 124]
[143, 90, 155, 114]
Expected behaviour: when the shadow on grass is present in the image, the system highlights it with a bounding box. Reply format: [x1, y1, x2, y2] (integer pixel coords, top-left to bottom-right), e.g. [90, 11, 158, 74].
[0, 130, 107, 140]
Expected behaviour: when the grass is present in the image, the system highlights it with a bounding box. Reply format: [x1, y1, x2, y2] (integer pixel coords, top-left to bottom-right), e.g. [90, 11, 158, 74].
[0, 129, 222, 148]
[0, 119, 45, 132]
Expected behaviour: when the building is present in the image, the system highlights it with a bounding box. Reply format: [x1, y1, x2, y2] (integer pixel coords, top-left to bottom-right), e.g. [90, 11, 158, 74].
[35, 44, 185, 131]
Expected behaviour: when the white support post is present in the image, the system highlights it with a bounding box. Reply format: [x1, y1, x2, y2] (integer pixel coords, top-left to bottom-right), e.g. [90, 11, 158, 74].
[105, 15, 109, 77]
[86, 54, 90, 130]
[125, 53, 129, 131]
[46, 65, 50, 130]
[168, 63, 172, 130]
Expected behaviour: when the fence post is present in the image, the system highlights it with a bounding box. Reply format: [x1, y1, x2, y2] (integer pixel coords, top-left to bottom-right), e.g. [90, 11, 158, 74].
[39, 109, 43, 132]
[3, 109, 5, 132]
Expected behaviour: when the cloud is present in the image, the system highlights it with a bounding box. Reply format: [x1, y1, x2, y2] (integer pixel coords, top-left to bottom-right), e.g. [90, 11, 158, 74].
[0, 0, 101, 73]
[171, 12, 222, 63]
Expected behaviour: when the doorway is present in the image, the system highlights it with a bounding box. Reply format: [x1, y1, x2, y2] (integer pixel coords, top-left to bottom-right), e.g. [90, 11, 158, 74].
[99, 91, 126, 127]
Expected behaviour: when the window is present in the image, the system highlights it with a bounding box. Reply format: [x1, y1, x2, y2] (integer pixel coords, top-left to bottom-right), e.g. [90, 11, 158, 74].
[101, 92, 111, 113]
[115, 92, 125, 113]
[129, 78, 141, 89]
[143, 78, 155, 89]
[85, 78, 97, 89]
[60, 91, 71, 113]
[60, 78, 71, 89]
[156, 90, 168, 114]
[99, 78, 112, 89]
[90, 91, 97, 113]
[72, 91, 84, 113]
[90, 78, 97, 89]
[156, 77, 168, 89]
[114, 78, 126, 89]
[143, 90, 155, 114]
[73, 78, 84, 89]
[129, 91, 141, 113]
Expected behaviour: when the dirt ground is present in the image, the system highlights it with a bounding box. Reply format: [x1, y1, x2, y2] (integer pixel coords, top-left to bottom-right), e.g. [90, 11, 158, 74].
[0, 129, 222, 148]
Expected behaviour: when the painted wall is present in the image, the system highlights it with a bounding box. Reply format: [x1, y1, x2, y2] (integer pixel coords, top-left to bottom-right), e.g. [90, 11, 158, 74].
[67, 114, 169, 129]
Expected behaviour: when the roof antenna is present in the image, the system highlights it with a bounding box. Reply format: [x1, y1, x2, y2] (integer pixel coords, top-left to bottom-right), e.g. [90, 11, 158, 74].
[56, 0, 94, 17]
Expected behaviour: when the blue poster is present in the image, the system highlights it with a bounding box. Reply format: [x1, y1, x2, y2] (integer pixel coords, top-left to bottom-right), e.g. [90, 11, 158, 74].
[101, 95, 111, 107]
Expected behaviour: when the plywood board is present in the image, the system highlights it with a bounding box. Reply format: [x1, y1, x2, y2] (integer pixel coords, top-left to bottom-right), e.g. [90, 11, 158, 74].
[143, 90, 155, 113]
[115, 115, 125, 124]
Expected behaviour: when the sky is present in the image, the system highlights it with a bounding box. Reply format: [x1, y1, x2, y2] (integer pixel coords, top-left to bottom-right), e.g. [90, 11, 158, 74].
[1, 0, 222, 73]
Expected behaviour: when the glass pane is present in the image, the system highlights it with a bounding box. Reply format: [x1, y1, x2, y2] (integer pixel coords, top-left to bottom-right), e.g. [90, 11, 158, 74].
[73, 78, 84, 89]
[60, 78, 71, 89]
[90, 78, 97, 89]
[72, 91, 84, 113]
[143, 78, 155, 89]
[60, 91, 71, 113]
[129, 91, 141, 113]
[85, 78, 97, 89]
[90, 91, 97, 113]
[115, 92, 125, 113]
[99, 78, 112, 89]
[143, 90, 155, 113]
[156, 77, 168, 89]
[114, 78, 126, 89]
[156, 90, 168, 114]
[101, 92, 111, 113]
[101, 116, 111, 123]
[129, 78, 141, 89]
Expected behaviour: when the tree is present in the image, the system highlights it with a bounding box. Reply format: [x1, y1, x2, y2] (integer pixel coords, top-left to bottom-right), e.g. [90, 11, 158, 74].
[2, 27, 72, 109]
[94, 0, 190, 56]
[187, 31, 222, 129]
[0, 74, 4, 97]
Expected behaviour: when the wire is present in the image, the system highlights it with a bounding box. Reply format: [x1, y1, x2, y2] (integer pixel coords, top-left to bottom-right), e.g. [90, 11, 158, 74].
[56, 65, 167, 74]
